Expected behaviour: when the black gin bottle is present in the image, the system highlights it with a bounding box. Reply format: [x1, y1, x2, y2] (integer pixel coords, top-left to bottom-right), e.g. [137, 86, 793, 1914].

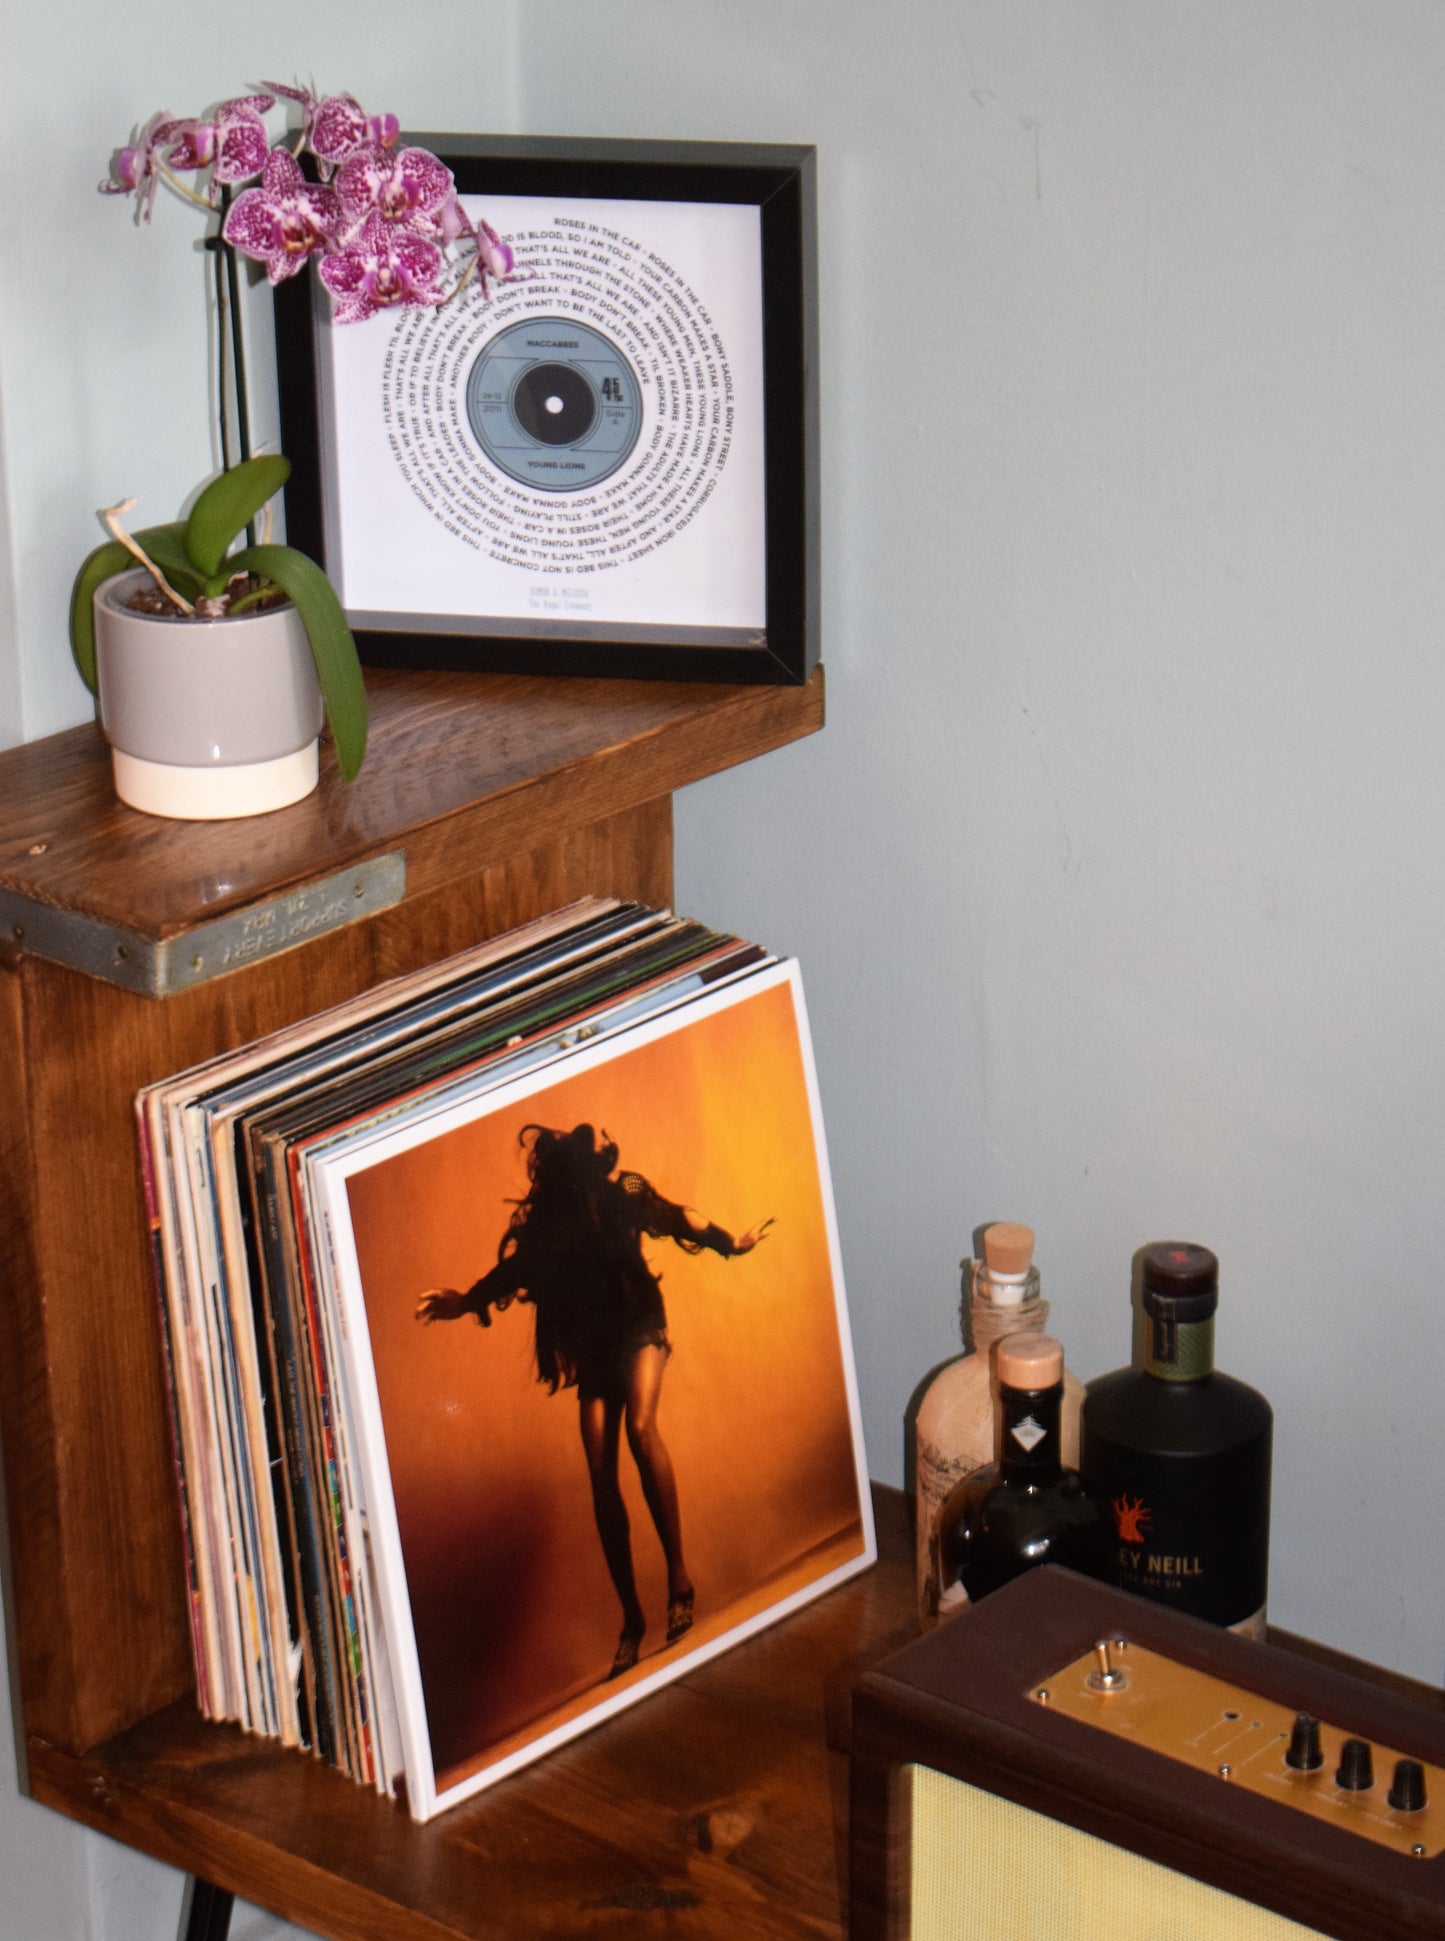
[932, 1334, 1110, 1615]
[1080, 1242, 1273, 1637]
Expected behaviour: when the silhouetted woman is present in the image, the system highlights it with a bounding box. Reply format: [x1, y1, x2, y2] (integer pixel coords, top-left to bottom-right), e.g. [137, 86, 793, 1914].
[416, 1123, 771, 1677]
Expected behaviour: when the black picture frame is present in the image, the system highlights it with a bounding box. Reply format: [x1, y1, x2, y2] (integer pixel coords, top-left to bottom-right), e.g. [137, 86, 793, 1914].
[273, 134, 818, 685]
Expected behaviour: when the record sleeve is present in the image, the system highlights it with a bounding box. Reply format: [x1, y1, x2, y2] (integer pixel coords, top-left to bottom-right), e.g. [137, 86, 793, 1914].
[311, 958, 873, 1819]
[138, 898, 632, 1739]
[136, 909, 868, 1821]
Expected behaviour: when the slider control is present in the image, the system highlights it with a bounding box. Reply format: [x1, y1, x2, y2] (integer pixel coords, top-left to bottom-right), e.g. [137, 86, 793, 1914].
[1336, 1738, 1374, 1792]
[1389, 1759, 1427, 1814]
[1285, 1714, 1323, 1772]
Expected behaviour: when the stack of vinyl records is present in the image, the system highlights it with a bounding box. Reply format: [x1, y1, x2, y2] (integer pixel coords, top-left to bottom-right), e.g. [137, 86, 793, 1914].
[139, 898, 874, 1820]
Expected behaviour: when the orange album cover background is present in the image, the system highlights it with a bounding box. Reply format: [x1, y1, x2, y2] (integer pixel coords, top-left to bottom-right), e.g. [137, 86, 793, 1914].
[340, 974, 866, 1791]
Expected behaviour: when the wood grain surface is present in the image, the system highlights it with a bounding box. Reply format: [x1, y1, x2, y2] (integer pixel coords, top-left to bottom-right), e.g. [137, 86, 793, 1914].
[0, 802, 675, 1753]
[29, 1487, 915, 1941]
[0, 665, 821, 1750]
[0, 662, 849, 1936]
[0, 667, 823, 937]
[31, 1493, 1444, 1941]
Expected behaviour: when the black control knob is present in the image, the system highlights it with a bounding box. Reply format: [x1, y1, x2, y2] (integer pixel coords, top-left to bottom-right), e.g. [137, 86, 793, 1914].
[1336, 1738, 1374, 1791]
[1389, 1759, 1427, 1813]
[1286, 1713, 1324, 1772]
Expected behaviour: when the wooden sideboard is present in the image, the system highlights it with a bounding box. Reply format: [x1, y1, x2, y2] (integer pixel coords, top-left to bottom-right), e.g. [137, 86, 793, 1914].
[0, 664, 931, 1940]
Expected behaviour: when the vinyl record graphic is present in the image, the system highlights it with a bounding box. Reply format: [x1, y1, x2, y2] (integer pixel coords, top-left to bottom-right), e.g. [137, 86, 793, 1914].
[371, 206, 751, 581]
[466, 316, 642, 492]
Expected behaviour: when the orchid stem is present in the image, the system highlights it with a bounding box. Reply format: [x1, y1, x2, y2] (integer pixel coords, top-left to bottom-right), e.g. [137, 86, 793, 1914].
[100, 500, 196, 614]
[222, 239, 253, 466]
[210, 187, 256, 543]
[440, 252, 480, 309]
[154, 163, 215, 212]
[211, 229, 232, 470]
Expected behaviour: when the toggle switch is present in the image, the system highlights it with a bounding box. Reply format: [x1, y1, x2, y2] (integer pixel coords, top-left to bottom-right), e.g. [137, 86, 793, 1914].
[1085, 1637, 1129, 1693]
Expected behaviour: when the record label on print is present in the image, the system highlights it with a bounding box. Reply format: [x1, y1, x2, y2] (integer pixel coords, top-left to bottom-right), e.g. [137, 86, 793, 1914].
[465, 317, 642, 492]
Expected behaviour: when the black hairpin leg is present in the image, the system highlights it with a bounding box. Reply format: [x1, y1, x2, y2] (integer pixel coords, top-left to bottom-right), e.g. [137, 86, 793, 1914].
[180, 1876, 234, 1941]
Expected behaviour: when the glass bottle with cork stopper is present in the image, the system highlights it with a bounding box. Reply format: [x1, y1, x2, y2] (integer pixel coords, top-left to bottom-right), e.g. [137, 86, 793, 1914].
[913, 1222, 1084, 1623]
[930, 1332, 1110, 1614]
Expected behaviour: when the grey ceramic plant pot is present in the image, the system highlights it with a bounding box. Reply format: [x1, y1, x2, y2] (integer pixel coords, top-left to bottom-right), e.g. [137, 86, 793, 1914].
[95, 568, 325, 819]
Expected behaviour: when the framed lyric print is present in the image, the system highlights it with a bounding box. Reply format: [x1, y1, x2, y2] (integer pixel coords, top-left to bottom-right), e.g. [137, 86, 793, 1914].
[273, 134, 819, 684]
[307, 960, 873, 1820]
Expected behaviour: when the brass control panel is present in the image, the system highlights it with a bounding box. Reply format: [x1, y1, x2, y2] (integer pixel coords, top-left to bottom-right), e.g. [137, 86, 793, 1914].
[1031, 1636, 1445, 1859]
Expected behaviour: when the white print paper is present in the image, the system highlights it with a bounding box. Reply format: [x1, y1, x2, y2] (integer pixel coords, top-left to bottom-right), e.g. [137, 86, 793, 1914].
[314, 196, 767, 639]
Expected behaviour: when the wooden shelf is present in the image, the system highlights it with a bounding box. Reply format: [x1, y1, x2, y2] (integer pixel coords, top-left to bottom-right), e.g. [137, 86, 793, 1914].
[10, 663, 1433, 1941]
[0, 665, 859, 1939]
[0, 666, 823, 948]
[30, 1486, 915, 1941]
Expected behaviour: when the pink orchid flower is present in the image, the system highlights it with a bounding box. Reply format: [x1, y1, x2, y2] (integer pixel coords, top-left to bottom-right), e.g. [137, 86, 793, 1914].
[99, 110, 171, 218]
[156, 117, 217, 173]
[435, 193, 472, 248]
[263, 84, 399, 177]
[311, 94, 369, 169]
[473, 213, 517, 290]
[314, 94, 400, 169]
[159, 98, 272, 186]
[435, 198, 521, 297]
[319, 210, 446, 322]
[333, 142, 453, 237]
[222, 147, 342, 283]
[103, 95, 274, 217]
[101, 82, 520, 322]
[211, 95, 276, 188]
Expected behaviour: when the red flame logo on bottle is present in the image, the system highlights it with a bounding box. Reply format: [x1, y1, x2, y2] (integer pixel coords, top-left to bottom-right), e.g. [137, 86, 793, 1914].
[1112, 1494, 1152, 1544]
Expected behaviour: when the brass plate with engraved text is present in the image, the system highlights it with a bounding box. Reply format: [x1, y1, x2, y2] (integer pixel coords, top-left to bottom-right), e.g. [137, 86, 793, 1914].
[0, 852, 406, 997]
[1032, 1638, 1445, 1858]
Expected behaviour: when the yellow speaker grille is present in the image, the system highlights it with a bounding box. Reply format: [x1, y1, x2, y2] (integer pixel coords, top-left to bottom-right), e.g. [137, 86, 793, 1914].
[909, 1765, 1327, 1939]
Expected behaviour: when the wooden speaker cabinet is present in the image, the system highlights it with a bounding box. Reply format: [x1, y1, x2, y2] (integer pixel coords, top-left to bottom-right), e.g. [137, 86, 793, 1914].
[850, 1566, 1445, 1941]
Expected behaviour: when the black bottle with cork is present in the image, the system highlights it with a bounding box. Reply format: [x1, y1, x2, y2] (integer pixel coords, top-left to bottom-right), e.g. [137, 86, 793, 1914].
[1080, 1242, 1273, 1638]
[931, 1333, 1110, 1615]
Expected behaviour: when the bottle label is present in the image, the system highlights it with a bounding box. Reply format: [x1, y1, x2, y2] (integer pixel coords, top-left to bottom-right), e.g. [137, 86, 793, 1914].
[935, 1576, 970, 1620]
[915, 1434, 987, 1622]
[1085, 1436, 1270, 1628]
[1010, 1414, 1046, 1452]
[1144, 1314, 1215, 1382]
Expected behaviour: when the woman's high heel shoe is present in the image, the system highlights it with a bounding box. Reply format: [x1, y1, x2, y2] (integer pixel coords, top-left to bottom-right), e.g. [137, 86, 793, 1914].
[666, 1589, 694, 1646]
[608, 1626, 643, 1678]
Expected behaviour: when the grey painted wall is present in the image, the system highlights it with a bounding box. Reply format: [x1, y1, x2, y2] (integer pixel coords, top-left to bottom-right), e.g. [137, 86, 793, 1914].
[3, 4, 1443, 1935]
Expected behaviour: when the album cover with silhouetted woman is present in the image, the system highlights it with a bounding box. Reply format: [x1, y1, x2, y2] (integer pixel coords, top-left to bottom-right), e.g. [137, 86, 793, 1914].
[309, 958, 873, 1819]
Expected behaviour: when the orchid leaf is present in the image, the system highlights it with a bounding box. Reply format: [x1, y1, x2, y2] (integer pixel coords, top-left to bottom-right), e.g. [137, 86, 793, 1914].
[231, 542, 368, 781]
[137, 521, 204, 591]
[69, 522, 206, 690]
[185, 454, 290, 578]
[69, 541, 132, 693]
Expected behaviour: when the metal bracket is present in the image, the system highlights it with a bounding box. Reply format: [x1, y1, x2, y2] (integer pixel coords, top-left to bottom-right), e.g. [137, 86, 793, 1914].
[0, 851, 406, 999]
